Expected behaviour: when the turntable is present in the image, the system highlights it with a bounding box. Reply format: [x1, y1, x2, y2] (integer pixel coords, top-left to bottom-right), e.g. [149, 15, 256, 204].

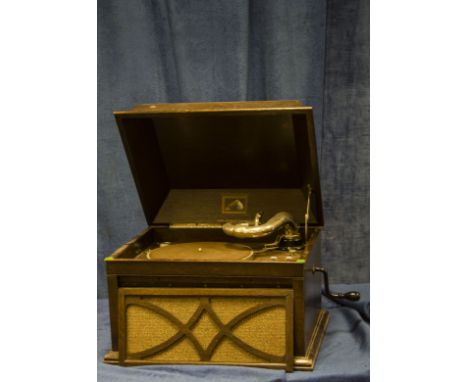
[104, 101, 359, 371]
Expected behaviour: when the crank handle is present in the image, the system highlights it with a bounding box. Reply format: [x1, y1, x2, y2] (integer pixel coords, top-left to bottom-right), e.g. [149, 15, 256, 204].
[306, 266, 360, 302]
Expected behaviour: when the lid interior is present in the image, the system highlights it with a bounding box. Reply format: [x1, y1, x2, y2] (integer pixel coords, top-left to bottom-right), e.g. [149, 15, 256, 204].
[115, 103, 323, 227]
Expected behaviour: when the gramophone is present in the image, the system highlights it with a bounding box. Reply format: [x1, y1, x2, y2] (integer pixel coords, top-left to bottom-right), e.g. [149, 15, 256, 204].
[104, 101, 359, 371]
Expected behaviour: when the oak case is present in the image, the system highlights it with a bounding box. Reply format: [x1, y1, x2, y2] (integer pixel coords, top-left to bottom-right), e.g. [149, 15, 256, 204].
[104, 101, 329, 371]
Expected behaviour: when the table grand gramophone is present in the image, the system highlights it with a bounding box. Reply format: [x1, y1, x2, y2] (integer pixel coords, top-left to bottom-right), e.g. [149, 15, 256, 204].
[104, 101, 359, 371]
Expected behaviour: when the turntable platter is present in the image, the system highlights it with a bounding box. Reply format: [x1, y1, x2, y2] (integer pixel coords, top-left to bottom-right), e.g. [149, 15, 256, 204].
[142, 242, 253, 261]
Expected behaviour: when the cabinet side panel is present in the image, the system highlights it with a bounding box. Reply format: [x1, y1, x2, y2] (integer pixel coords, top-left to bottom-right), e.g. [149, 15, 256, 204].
[106, 274, 119, 350]
[304, 232, 322, 346]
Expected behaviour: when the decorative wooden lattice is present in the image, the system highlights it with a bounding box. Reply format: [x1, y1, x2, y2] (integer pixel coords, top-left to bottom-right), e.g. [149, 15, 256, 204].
[118, 288, 294, 370]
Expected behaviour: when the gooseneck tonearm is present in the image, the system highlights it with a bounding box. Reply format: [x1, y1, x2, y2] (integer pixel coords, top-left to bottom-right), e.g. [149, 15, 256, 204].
[222, 211, 304, 256]
[222, 211, 299, 239]
[222, 185, 313, 249]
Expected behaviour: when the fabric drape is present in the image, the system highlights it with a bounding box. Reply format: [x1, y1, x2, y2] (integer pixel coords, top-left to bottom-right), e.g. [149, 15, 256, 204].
[97, 0, 369, 297]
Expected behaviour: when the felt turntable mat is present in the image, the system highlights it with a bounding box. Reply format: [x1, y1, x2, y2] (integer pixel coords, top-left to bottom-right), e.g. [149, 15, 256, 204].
[140, 242, 253, 261]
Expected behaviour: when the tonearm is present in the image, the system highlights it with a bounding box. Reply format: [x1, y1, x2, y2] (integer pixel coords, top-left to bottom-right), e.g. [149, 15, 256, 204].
[223, 185, 311, 248]
[222, 211, 299, 239]
[222, 211, 303, 257]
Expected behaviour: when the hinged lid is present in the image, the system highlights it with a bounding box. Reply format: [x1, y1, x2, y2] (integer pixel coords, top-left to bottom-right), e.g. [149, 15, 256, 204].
[114, 101, 323, 227]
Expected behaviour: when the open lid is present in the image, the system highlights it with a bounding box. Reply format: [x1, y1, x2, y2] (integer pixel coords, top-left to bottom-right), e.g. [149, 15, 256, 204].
[114, 101, 324, 228]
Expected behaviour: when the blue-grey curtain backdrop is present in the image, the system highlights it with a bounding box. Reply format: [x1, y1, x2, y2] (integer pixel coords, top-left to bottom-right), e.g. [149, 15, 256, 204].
[97, 0, 369, 298]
